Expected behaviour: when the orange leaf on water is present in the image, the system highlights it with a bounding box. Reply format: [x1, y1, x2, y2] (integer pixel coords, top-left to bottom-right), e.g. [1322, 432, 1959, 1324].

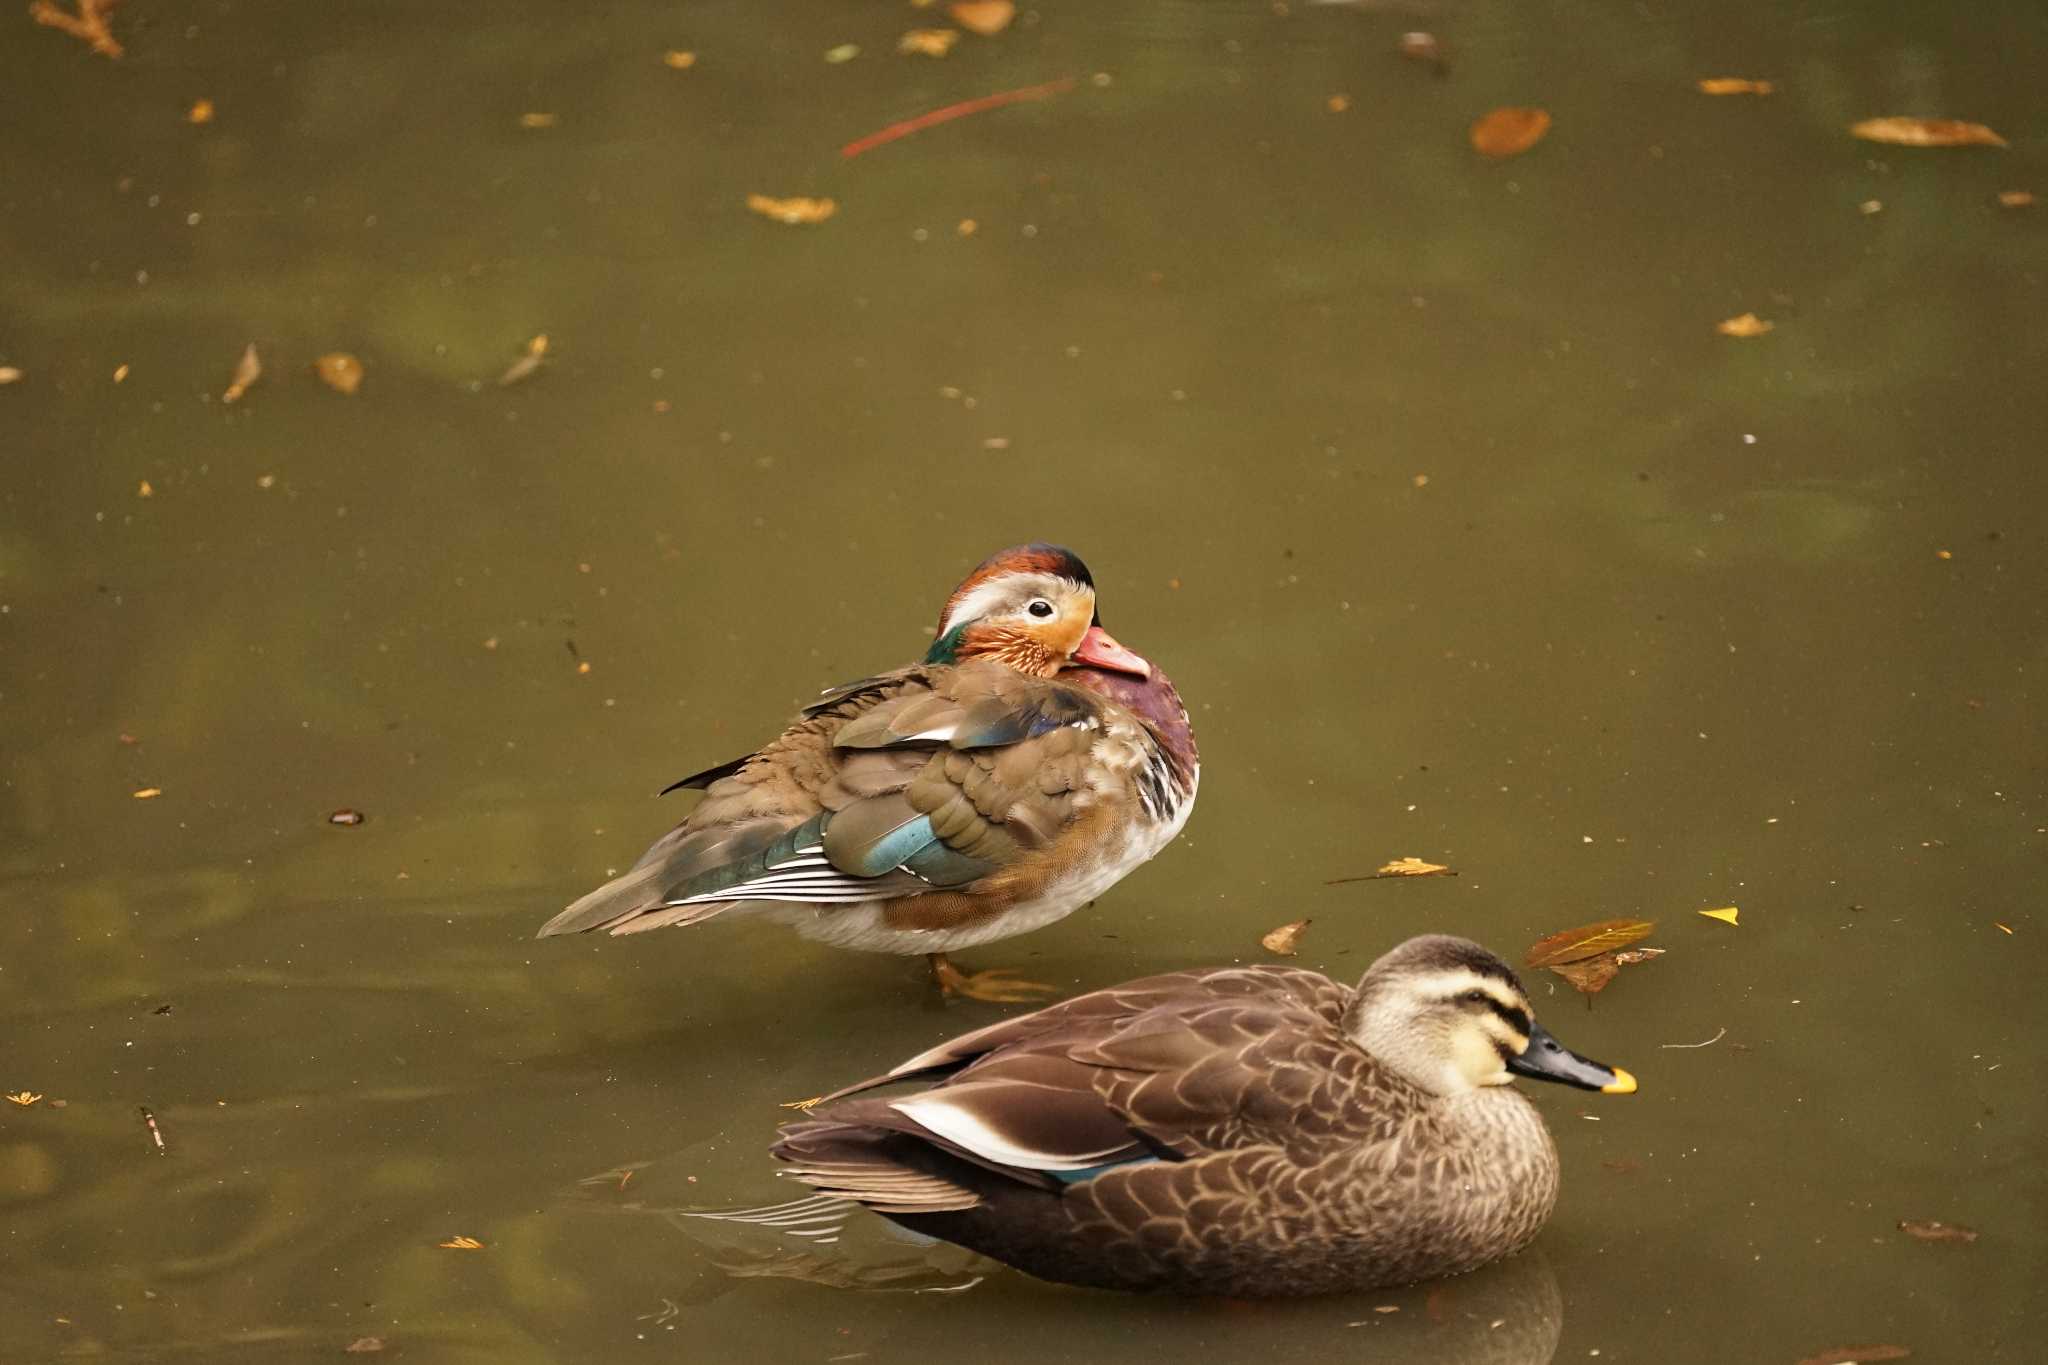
[1524, 918, 1654, 968]
[746, 194, 837, 225]
[1470, 107, 1550, 158]
[1716, 313, 1774, 338]
[1696, 77, 1774, 95]
[1850, 117, 2005, 148]
[949, 0, 1015, 36]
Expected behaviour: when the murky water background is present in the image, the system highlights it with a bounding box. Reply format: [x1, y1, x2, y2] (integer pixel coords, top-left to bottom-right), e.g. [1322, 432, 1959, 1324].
[4, 1, 2043, 1361]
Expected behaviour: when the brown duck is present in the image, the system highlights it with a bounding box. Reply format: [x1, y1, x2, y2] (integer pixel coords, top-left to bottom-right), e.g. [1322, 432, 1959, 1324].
[537, 544, 1198, 1001]
[770, 935, 1636, 1295]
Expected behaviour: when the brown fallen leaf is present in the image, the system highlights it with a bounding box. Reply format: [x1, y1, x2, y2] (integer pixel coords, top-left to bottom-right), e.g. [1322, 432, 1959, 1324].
[1696, 77, 1774, 95]
[1897, 1219, 1978, 1243]
[1716, 312, 1774, 338]
[1549, 955, 1619, 994]
[1261, 919, 1311, 956]
[898, 28, 960, 57]
[1795, 1347, 1910, 1365]
[187, 98, 215, 124]
[1611, 947, 1665, 966]
[1850, 117, 2006, 149]
[314, 353, 364, 395]
[949, 0, 1015, 36]
[498, 334, 549, 386]
[221, 343, 262, 404]
[746, 194, 837, 225]
[1997, 190, 2036, 208]
[1470, 107, 1550, 159]
[29, 0, 123, 59]
[1524, 918, 1654, 968]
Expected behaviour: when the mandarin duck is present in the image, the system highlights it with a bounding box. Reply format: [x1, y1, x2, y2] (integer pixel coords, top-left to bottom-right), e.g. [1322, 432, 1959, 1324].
[767, 935, 1636, 1296]
[538, 544, 1198, 1002]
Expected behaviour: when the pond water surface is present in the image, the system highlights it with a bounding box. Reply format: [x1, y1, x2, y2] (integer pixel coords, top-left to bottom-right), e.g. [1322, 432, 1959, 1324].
[3, 2, 2044, 1362]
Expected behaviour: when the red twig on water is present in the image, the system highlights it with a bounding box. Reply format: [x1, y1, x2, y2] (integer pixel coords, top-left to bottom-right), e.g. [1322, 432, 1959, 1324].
[840, 77, 1079, 159]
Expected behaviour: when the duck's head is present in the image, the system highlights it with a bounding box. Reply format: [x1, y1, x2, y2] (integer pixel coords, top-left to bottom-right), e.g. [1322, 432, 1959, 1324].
[925, 543, 1152, 681]
[1343, 935, 1637, 1098]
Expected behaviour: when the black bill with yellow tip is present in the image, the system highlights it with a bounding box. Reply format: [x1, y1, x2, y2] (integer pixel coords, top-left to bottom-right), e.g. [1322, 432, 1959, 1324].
[1508, 1020, 1638, 1094]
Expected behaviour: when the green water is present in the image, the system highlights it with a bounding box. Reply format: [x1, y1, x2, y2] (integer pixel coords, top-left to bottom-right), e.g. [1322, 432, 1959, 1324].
[3, 1, 2043, 1360]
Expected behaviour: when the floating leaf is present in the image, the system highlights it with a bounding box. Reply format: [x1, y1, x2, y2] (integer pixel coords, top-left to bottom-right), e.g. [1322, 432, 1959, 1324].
[437, 1235, 484, 1250]
[1524, 918, 1654, 968]
[1717, 313, 1774, 338]
[1698, 906, 1740, 926]
[1326, 94, 1351, 114]
[662, 50, 697, 69]
[1850, 117, 2005, 149]
[132, 787, 163, 800]
[1261, 918, 1311, 956]
[518, 112, 558, 129]
[746, 194, 837, 225]
[1377, 857, 1452, 878]
[221, 343, 261, 404]
[1611, 947, 1665, 966]
[187, 98, 215, 124]
[314, 353, 364, 395]
[344, 1339, 386, 1354]
[1398, 32, 1447, 74]
[497, 334, 549, 387]
[1696, 77, 1774, 95]
[29, 0, 123, 59]
[4, 1091, 42, 1106]
[824, 44, 860, 63]
[1795, 1347, 1909, 1365]
[1897, 1219, 1978, 1243]
[898, 28, 960, 57]
[0, 367, 22, 385]
[1549, 955, 1619, 994]
[1997, 190, 2036, 208]
[1469, 107, 1551, 159]
[137, 480, 152, 498]
[949, 0, 1015, 36]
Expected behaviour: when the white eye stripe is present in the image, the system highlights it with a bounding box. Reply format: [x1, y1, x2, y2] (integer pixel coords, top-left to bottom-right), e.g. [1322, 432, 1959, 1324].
[939, 574, 1085, 636]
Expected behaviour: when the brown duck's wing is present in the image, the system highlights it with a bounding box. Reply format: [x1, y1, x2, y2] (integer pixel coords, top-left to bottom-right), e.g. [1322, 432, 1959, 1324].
[538, 663, 1127, 938]
[787, 969, 1376, 1200]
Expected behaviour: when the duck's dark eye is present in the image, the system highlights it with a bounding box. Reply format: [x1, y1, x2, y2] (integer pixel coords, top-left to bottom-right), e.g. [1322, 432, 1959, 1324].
[1462, 989, 1489, 1005]
[1026, 599, 1055, 619]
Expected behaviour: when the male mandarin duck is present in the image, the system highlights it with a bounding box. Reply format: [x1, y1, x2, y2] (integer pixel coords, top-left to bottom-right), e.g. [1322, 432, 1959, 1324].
[537, 544, 1198, 1001]
[766, 935, 1637, 1296]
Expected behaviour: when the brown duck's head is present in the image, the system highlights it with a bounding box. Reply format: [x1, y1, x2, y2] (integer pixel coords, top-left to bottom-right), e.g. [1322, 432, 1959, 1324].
[925, 543, 1152, 681]
[1344, 935, 1638, 1099]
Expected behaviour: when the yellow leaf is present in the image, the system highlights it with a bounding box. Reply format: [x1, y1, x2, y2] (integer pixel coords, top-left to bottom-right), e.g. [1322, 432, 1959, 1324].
[1377, 856, 1452, 878]
[137, 480, 153, 498]
[0, 367, 22, 385]
[662, 50, 696, 69]
[4, 1091, 42, 1106]
[132, 787, 162, 800]
[1850, 117, 2007, 149]
[437, 1235, 484, 1250]
[746, 194, 837, 225]
[898, 28, 959, 57]
[1261, 918, 1311, 956]
[1524, 918, 1655, 968]
[1696, 77, 1774, 95]
[518, 112, 558, 129]
[1997, 190, 2036, 208]
[1716, 312, 1774, 338]
[187, 98, 215, 123]
[1469, 107, 1551, 159]
[1699, 906, 1740, 925]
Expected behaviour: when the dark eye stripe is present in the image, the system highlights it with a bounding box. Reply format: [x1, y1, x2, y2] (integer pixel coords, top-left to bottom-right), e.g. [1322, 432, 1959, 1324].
[1480, 998, 1531, 1037]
